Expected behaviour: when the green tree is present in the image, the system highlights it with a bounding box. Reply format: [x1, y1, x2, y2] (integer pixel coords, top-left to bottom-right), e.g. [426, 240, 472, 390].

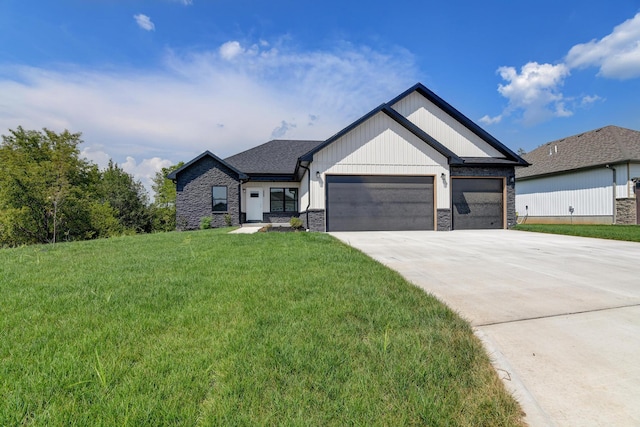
[97, 160, 152, 233]
[0, 127, 95, 246]
[151, 162, 183, 232]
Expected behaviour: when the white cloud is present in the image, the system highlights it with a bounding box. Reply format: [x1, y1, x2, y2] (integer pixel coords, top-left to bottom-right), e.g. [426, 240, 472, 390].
[271, 120, 297, 138]
[122, 156, 173, 194]
[134, 14, 155, 31]
[174, 0, 193, 5]
[581, 94, 603, 106]
[484, 13, 640, 125]
[491, 62, 571, 125]
[219, 41, 244, 60]
[0, 38, 418, 195]
[479, 114, 502, 125]
[566, 13, 640, 79]
[80, 145, 111, 169]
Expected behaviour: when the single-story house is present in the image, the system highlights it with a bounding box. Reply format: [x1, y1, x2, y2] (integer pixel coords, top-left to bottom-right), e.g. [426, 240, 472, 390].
[169, 83, 528, 232]
[516, 125, 640, 225]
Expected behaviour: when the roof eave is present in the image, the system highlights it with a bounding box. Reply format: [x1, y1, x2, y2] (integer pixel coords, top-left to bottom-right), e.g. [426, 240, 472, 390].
[245, 173, 299, 182]
[516, 160, 635, 181]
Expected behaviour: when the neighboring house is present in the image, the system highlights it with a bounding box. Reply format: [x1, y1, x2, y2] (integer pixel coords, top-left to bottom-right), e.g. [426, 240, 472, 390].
[516, 125, 640, 225]
[168, 83, 528, 232]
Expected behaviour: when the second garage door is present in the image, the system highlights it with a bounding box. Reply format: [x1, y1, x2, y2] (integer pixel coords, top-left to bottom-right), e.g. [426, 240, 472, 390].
[452, 177, 504, 230]
[326, 175, 434, 231]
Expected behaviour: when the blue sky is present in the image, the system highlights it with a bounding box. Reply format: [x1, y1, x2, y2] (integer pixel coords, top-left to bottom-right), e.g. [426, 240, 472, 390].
[2, 1, 640, 190]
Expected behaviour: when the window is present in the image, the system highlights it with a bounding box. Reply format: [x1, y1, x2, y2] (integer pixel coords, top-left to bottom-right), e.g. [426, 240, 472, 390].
[212, 186, 228, 212]
[270, 188, 298, 212]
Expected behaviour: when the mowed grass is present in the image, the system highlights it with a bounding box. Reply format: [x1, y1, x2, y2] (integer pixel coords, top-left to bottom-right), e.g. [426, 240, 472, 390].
[0, 230, 523, 426]
[514, 223, 640, 242]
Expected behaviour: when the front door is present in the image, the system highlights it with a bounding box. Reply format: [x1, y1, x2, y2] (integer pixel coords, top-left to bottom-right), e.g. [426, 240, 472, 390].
[246, 189, 263, 222]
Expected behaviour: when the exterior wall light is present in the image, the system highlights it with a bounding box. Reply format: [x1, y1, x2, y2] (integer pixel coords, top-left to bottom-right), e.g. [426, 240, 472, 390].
[316, 171, 321, 178]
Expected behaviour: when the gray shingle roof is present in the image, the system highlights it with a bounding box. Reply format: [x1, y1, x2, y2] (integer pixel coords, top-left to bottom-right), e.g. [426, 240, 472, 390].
[517, 125, 640, 180]
[224, 139, 323, 175]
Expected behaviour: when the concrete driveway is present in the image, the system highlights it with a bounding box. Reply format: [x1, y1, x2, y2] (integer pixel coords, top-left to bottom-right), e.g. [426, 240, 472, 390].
[330, 230, 640, 427]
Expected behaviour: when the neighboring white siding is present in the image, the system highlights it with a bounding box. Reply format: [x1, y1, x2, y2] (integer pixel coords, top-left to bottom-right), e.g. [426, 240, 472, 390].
[516, 169, 613, 217]
[392, 92, 504, 158]
[241, 181, 300, 212]
[308, 111, 450, 209]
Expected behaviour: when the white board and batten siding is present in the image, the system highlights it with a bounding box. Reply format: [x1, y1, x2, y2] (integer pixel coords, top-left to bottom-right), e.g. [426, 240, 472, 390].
[308, 111, 449, 210]
[392, 92, 504, 158]
[516, 169, 614, 217]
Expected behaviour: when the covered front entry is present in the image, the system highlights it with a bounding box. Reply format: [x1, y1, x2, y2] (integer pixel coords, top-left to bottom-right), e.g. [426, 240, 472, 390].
[325, 175, 435, 231]
[452, 177, 504, 229]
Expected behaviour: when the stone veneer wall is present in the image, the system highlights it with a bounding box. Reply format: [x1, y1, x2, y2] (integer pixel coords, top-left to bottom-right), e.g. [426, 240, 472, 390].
[175, 157, 241, 230]
[450, 165, 517, 228]
[437, 209, 451, 231]
[301, 210, 325, 232]
[263, 213, 300, 223]
[616, 198, 637, 225]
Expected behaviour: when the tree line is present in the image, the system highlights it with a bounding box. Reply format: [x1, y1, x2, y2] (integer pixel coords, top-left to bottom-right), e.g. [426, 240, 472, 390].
[0, 127, 182, 247]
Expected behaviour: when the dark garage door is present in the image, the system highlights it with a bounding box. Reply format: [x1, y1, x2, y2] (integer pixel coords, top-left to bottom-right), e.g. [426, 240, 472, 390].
[452, 178, 504, 230]
[326, 175, 434, 231]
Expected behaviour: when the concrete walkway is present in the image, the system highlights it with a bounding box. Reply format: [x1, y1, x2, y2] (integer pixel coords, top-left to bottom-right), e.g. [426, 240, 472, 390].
[229, 223, 290, 234]
[330, 230, 640, 427]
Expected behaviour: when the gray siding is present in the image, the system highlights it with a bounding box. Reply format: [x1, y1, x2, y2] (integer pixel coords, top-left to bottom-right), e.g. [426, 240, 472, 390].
[175, 156, 241, 230]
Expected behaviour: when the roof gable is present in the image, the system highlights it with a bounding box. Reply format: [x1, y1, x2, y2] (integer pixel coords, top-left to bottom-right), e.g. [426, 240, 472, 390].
[310, 110, 453, 168]
[301, 83, 527, 166]
[300, 103, 462, 164]
[390, 84, 527, 164]
[517, 125, 640, 179]
[167, 151, 248, 180]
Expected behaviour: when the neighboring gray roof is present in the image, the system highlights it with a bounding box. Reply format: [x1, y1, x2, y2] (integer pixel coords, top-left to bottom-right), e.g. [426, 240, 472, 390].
[517, 125, 640, 180]
[224, 139, 323, 175]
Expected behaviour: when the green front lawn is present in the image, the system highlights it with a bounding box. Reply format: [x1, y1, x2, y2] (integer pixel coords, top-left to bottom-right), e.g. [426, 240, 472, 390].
[514, 223, 640, 242]
[0, 230, 523, 426]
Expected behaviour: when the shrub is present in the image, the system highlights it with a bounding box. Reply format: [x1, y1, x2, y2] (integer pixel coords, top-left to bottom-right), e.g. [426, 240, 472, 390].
[289, 217, 304, 230]
[224, 214, 232, 227]
[199, 216, 212, 230]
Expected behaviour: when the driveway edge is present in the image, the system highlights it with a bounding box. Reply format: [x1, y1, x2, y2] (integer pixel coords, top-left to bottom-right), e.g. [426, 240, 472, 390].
[474, 328, 555, 427]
